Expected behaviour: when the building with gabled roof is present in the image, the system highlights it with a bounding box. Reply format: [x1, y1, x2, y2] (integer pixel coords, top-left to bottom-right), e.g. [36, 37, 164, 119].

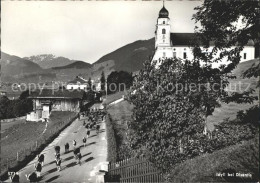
[26, 89, 87, 122]
[66, 76, 88, 90]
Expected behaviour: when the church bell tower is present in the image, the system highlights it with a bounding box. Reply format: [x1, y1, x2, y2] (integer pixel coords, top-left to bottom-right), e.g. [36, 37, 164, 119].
[155, 2, 171, 48]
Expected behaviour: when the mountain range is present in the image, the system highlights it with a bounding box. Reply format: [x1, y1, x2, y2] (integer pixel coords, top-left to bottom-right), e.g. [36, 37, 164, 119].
[1, 38, 155, 82]
[24, 54, 80, 69]
[1, 37, 257, 84]
[0, 52, 57, 83]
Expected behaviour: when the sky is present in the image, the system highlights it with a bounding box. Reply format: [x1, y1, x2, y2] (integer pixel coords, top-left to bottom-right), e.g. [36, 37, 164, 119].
[2, 1, 202, 64]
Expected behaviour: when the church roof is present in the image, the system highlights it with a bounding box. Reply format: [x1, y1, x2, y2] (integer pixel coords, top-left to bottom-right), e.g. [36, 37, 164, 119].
[170, 33, 198, 46]
[170, 33, 255, 46]
[159, 6, 169, 18]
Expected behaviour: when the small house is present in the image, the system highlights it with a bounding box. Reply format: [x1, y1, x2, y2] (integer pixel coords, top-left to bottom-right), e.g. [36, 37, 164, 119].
[66, 76, 88, 90]
[26, 89, 86, 122]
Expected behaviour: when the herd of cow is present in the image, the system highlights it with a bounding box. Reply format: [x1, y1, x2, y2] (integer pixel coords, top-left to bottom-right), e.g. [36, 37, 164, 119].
[8, 108, 106, 182]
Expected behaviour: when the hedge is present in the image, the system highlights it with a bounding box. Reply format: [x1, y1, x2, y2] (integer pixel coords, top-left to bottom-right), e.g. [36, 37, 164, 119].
[105, 113, 117, 163]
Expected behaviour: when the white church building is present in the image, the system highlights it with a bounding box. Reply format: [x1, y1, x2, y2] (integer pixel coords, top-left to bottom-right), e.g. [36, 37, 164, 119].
[152, 5, 255, 66]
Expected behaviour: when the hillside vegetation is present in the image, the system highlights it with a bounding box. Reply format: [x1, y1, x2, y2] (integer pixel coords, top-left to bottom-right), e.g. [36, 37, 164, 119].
[52, 61, 91, 70]
[167, 137, 259, 182]
[1, 52, 43, 75]
[94, 38, 154, 72]
[0, 52, 56, 83]
[107, 100, 135, 161]
[207, 59, 259, 130]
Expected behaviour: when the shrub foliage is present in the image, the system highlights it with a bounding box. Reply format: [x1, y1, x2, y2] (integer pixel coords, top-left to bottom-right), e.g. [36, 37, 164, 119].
[127, 58, 258, 173]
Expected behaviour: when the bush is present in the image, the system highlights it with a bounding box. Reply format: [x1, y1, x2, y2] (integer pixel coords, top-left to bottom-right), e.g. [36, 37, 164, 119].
[167, 137, 259, 182]
[236, 105, 259, 126]
[0, 91, 33, 120]
[106, 113, 117, 162]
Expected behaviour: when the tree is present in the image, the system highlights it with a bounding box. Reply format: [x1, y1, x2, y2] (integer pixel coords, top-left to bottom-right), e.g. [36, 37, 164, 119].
[100, 71, 106, 91]
[0, 96, 10, 119]
[107, 71, 133, 94]
[0, 91, 33, 120]
[88, 77, 92, 90]
[191, 0, 259, 109]
[192, 0, 259, 76]
[127, 57, 258, 173]
[19, 90, 30, 100]
[127, 58, 230, 172]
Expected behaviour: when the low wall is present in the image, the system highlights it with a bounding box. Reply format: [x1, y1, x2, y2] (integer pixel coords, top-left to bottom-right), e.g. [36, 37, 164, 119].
[0, 116, 26, 123]
[108, 98, 124, 106]
[26, 112, 42, 122]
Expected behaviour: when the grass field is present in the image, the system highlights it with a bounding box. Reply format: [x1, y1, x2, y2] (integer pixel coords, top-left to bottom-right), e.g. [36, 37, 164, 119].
[207, 59, 259, 130]
[168, 137, 259, 182]
[0, 111, 77, 175]
[46, 111, 77, 131]
[1, 120, 46, 172]
[107, 100, 135, 160]
[1, 119, 26, 133]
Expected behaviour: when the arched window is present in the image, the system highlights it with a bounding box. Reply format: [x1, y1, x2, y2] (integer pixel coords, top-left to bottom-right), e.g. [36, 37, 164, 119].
[183, 52, 187, 59]
[163, 21, 165, 24]
[163, 52, 166, 58]
[244, 53, 247, 59]
[162, 29, 166, 34]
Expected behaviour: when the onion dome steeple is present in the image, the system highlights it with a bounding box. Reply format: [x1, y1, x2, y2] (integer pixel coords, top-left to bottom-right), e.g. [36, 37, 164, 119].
[159, 2, 169, 18]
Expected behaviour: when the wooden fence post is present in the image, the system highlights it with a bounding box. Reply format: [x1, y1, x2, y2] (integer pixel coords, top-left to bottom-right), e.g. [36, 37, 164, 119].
[17, 151, 19, 161]
[36, 140, 38, 148]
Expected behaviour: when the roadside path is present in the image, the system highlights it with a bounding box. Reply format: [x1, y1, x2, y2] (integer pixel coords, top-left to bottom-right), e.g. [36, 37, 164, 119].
[6, 105, 107, 183]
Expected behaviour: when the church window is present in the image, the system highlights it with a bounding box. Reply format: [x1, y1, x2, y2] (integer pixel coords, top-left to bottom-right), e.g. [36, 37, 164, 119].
[163, 21, 165, 24]
[244, 53, 247, 59]
[173, 48, 176, 51]
[162, 29, 166, 34]
[173, 52, 176, 58]
[183, 52, 187, 59]
[184, 48, 186, 51]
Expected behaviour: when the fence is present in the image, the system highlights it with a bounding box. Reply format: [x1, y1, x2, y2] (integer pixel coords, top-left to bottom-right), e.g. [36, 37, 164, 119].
[106, 156, 164, 183]
[0, 114, 77, 179]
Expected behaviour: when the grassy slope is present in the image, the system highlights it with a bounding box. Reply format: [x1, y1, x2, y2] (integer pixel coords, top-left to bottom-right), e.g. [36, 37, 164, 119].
[1, 120, 46, 170]
[1, 119, 26, 133]
[94, 38, 154, 72]
[47, 111, 77, 130]
[0, 111, 76, 173]
[207, 59, 259, 130]
[103, 91, 127, 106]
[52, 61, 91, 70]
[107, 100, 134, 160]
[168, 137, 259, 182]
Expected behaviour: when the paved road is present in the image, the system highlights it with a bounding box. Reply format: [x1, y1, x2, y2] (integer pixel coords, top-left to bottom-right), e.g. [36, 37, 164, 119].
[6, 107, 107, 182]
